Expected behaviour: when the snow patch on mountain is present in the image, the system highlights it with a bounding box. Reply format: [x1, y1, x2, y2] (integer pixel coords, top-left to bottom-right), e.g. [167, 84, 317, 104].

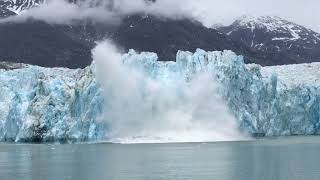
[232, 15, 307, 42]
[1, 0, 41, 15]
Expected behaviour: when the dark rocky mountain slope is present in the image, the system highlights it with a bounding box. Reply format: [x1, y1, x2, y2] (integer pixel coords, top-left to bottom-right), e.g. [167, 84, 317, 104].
[111, 15, 258, 62]
[0, 13, 259, 68]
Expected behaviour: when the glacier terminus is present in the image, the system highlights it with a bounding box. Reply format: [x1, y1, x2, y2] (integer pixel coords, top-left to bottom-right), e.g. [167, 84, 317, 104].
[0, 48, 320, 142]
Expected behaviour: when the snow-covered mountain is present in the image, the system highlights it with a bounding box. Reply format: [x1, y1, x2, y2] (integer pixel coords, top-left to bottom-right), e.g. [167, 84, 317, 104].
[218, 15, 320, 65]
[0, 0, 41, 17]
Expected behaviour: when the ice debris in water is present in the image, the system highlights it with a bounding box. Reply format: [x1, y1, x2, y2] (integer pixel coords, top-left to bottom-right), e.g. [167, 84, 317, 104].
[0, 49, 320, 142]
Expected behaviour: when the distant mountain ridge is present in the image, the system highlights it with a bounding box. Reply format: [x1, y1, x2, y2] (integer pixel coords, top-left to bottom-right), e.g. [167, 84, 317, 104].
[1, 1, 320, 68]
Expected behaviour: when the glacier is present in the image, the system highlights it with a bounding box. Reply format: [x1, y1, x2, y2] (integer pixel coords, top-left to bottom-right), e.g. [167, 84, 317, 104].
[0, 49, 320, 142]
[0, 62, 105, 142]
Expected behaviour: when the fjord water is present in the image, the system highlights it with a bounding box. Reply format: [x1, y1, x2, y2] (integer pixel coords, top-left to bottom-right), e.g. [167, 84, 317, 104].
[1, 137, 320, 180]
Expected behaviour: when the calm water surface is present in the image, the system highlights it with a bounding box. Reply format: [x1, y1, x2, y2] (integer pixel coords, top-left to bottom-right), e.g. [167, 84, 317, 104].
[1, 136, 320, 180]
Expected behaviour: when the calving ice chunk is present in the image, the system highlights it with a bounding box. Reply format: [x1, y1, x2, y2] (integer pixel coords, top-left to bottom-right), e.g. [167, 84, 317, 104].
[93, 43, 246, 143]
[0, 44, 320, 143]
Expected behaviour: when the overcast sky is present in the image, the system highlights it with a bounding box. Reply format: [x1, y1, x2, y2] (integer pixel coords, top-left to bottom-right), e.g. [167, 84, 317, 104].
[2, 0, 319, 31]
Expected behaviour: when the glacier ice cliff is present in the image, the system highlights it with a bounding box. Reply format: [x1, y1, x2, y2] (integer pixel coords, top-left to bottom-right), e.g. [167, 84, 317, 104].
[0, 63, 105, 142]
[0, 49, 320, 142]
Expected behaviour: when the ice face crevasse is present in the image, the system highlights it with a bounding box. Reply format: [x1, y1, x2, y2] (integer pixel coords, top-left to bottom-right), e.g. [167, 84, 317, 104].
[0, 47, 320, 142]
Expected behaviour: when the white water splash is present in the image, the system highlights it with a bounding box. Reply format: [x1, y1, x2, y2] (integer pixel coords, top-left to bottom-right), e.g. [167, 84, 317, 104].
[93, 40, 248, 144]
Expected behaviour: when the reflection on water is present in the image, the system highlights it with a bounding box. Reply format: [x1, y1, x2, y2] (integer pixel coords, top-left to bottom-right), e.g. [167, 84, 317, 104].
[1, 137, 320, 180]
